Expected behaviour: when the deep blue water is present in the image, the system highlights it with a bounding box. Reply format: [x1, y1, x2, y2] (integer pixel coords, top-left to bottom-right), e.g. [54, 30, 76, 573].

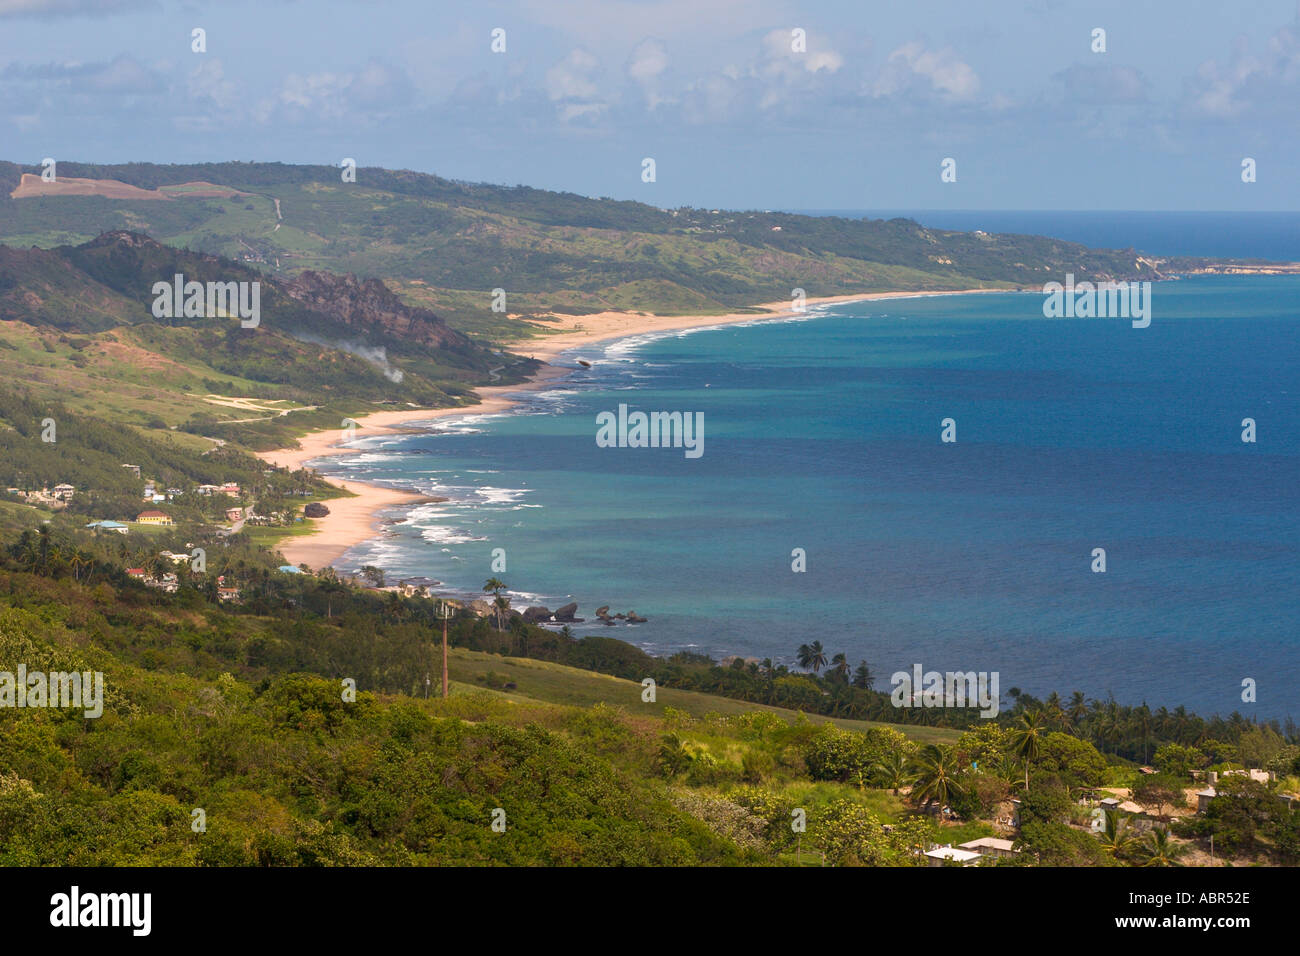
[324, 273, 1298, 721]
[795, 210, 1300, 261]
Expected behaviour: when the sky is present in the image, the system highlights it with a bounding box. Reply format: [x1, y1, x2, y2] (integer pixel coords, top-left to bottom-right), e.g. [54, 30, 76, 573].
[1, 0, 1298, 210]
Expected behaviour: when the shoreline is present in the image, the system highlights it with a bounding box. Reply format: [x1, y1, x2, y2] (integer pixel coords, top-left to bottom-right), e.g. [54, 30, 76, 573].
[255, 287, 1005, 568]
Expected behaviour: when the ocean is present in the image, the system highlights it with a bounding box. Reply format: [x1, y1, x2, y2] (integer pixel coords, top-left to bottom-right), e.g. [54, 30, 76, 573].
[321, 216, 1299, 722]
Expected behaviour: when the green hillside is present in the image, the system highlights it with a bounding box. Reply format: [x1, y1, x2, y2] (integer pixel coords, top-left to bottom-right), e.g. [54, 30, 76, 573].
[0, 160, 1189, 337]
[0, 231, 532, 451]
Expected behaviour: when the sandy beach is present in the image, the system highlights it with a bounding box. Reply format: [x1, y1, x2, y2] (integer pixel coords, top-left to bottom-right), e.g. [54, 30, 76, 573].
[256, 287, 1004, 568]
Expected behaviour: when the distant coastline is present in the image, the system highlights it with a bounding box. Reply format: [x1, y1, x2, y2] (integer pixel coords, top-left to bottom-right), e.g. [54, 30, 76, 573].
[255, 287, 1007, 569]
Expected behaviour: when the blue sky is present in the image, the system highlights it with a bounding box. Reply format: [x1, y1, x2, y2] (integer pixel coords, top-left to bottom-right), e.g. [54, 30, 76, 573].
[1, 0, 1297, 210]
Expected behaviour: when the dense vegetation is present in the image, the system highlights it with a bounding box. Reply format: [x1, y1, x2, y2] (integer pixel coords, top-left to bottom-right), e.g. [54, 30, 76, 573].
[0, 388, 336, 522]
[0, 511, 1295, 867]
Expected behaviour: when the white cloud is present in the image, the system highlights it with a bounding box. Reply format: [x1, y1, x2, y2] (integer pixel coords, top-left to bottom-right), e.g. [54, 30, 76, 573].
[247, 59, 413, 125]
[1182, 28, 1299, 118]
[872, 42, 980, 101]
[627, 38, 668, 82]
[546, 48, 609, 122]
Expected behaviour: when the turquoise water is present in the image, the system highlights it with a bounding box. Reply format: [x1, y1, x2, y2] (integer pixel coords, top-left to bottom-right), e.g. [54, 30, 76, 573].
[326, 274, 1299, 720]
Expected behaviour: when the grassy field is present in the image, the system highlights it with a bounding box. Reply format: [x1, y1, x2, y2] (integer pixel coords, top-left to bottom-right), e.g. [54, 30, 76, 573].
[446, 647, 962, 745]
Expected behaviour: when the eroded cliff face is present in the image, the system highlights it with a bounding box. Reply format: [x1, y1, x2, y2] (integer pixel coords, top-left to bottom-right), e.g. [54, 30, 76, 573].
[283, 270, 471, 351]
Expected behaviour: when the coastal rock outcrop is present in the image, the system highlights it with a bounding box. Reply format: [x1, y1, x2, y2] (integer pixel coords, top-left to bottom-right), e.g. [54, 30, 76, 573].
[522, 606, 552, 624]
[553, 602, 580, 622]
[593, 605, 649, 625]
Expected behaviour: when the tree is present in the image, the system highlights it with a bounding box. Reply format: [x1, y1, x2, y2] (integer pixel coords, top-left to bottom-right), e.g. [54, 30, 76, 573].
[1035, 732, 1108, 792]
[359, 565, 385, 588]
[483, 578, 508, 629]
[1133, 774, 1186, 821]
[657, 734, 692, 778]
[1137, 826, 1189, 867]
[1152, 743, 1207, 780]
[828, 653, 850, 684]
[1066, 691, 1088, 731]
[1010, 710, 1046, 791]
[493, 594, 511, 631]
[795, 641, 827, 675]
[1201, 777, 1279, 854]
[811, 800, 926, 866]
[910, 744, 966, 811]
[851, 661, 875, 690]
[317, 572, 345, 619]
[873, 751, 912, 795]
[1096, 808, 1135, 859]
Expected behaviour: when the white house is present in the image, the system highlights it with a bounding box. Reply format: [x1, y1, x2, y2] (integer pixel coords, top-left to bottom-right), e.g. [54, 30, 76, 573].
[958, 837, 1019, 860]
[924, 845, 982, 867]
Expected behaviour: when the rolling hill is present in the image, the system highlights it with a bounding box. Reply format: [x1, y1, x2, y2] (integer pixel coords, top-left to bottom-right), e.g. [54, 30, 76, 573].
[0, 159, 1250, 339]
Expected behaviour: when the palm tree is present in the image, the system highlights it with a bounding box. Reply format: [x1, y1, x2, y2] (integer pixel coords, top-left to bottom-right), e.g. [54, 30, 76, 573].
[1044, 692, 1066, 729]
[796, 640, 828, 674]
[1066, 691, 1088, 731]
[657, 734, 692, 778]
[483, 578, 507, 629]
[1010, 710, 1045, 791]
[873, 751, 912, 795]
[68, 550, 89, 583]
[1137, 826, 1189, 867]
[1097, 808, 1135, 858]
[318, 573, 345, 619]
[910, 744, 966, 810]
[493, 594, 511, 631]
[828, 652, 850, 683]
